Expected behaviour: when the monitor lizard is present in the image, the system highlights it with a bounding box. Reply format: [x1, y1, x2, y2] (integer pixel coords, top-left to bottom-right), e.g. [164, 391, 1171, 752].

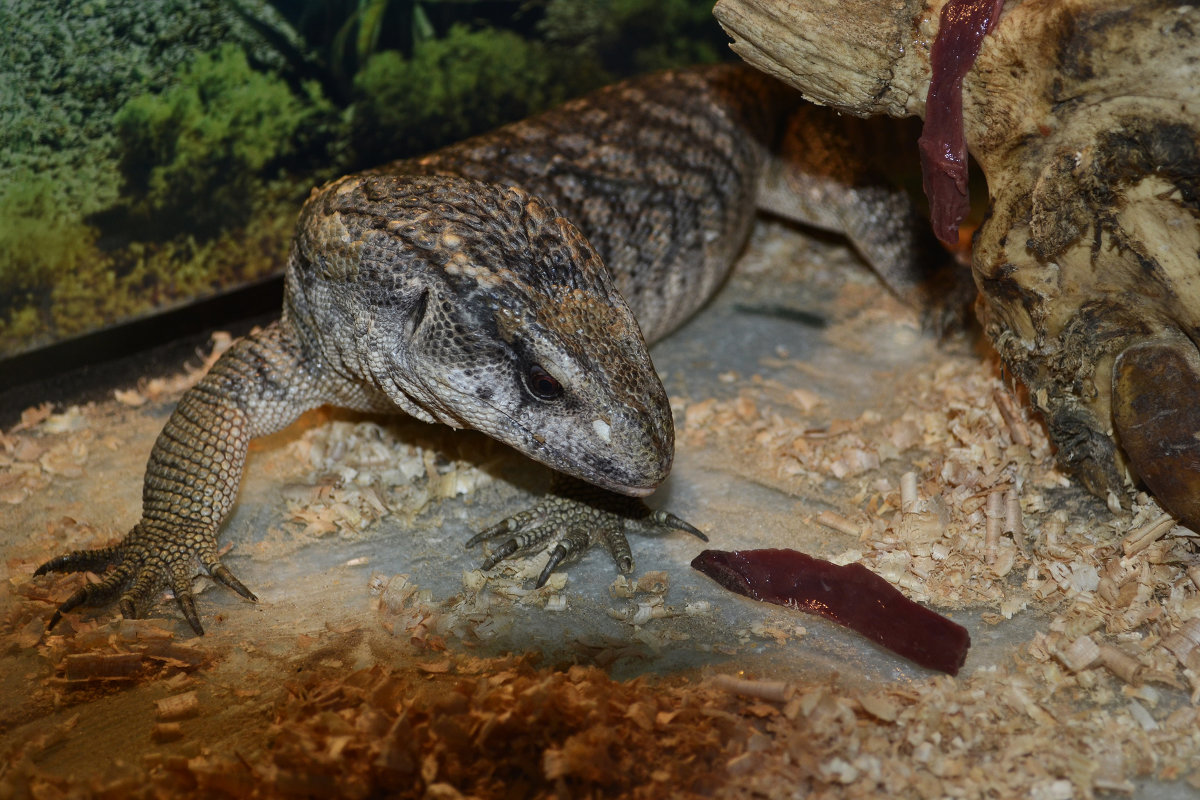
[35, 63, 941, 634]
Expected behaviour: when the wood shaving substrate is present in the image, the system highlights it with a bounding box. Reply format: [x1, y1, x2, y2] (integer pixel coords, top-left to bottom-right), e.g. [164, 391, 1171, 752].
[672, 332, 1200, 794]
[1, 333, 232, 506]
[4, 645, 1200, 799]
[5, 328, 1200, 795]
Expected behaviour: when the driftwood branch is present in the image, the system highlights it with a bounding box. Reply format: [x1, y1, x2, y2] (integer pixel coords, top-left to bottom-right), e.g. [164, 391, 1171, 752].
[715, 0, 1200, 529]
[714, 0, 931, 118]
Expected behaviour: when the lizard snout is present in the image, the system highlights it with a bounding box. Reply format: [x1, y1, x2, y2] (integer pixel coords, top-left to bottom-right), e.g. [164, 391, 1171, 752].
[594, 400, 674, 496]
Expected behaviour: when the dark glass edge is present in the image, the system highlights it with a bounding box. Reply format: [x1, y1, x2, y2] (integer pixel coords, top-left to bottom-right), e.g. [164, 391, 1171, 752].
[0, 276, 284, 428]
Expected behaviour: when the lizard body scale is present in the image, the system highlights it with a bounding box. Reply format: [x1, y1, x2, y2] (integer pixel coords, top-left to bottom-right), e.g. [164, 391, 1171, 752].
[36, 63, 936, 633]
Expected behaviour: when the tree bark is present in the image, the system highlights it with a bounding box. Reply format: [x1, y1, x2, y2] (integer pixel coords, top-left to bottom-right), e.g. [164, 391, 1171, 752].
[715, 0, 1200, 529]
[714, 0, 931, 118]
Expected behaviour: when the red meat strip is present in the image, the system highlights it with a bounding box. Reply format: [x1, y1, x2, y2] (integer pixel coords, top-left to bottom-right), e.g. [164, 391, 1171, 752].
[918, 0, 1004, 245]
[692, 548, 971, 675]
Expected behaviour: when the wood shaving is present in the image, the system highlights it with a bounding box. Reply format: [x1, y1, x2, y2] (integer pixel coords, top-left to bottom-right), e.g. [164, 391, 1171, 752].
[0, 409, 94, 504]
[5, 223, 1199, 797]
[674, 309, 1200, 703]
[8, 648, 1197, 798]
[4, 614, 215, 696]
[155, 691, 200, 721]
[0, 655, 773, 799]
[112, 332, 235, 407]
[276, 417, 495, 542]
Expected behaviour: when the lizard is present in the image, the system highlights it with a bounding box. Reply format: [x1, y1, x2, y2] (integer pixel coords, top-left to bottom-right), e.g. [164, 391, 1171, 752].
[34, 62, 943, 635]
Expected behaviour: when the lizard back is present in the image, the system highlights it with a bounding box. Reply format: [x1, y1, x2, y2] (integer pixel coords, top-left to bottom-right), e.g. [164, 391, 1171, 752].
[386, 63, 796, 344]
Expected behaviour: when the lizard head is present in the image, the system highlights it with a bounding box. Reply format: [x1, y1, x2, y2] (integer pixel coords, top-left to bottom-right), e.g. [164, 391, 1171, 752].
[296, 174, 673, 496]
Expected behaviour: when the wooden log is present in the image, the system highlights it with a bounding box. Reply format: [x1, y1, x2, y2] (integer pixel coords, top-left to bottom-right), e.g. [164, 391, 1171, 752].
[713, 0, 932, 118]
[714, 0, 1200, 531]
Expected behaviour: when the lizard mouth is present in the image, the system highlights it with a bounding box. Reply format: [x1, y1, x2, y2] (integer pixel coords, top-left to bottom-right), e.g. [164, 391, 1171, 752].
[541, 448, 666, 497]
[434, 376, 670, 496]
[525, 436, 669, 498]
[575, 422, 673, 498]
[600, 480, 658, 498]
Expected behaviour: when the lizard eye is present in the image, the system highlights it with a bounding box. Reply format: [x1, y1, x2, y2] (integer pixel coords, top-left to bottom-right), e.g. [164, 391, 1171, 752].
[526, 364, 564, 400]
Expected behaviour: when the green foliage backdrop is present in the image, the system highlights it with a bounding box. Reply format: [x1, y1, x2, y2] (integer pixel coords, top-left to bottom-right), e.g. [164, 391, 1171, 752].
[0, 0, 728, 358]
[350, 24, 599, 161]
[112, 45, 334, 237]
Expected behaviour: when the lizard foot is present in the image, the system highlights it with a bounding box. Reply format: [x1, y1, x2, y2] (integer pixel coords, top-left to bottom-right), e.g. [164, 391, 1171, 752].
[466, 479, 707, 588]
[34, 522, 256, 635]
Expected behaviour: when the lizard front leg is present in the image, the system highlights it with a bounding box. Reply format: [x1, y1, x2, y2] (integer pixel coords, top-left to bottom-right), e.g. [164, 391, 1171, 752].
[36, 320, 326, 634]
[467, 475, 706, 588]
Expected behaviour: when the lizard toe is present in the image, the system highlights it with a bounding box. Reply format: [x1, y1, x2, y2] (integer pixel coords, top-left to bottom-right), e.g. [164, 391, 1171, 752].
[110, 555, 169, 624]
[209, 561, 257, 602]
[35, 545, 125, 578]
[480, 538, 523, 571]
[34, 522, 253, 635]
[536, 542, 574, 588]
[599, 526, 634, 575]
[118, 596, 138, 621]
[47, 562, 135, 630]
[172, 587, 205, 636]
[638, 510, 708, 541]
[465, 509, 540, 547]
[470, 476, 706, 586]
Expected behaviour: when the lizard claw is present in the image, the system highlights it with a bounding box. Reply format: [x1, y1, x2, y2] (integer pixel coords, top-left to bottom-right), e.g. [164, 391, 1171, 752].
[467, 477, 707, 588]
[34, 522, 256, 635]
[210, 560, 256, 602]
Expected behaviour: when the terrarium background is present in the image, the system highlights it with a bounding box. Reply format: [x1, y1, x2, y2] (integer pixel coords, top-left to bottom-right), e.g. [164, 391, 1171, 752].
[0, 0, 727, 359]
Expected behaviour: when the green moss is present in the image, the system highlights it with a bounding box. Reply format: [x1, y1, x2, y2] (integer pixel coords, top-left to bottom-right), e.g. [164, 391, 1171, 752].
[0, 0, 727, 358]
[0, 171, 98, 302]
[0, 0, 307, 217]
[2, 306, 43, 345]
[113, 45, 334, 238]
[0, 0, 319, 356]
[349, 24, 602, 164]
[0, 186, 298, 356]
